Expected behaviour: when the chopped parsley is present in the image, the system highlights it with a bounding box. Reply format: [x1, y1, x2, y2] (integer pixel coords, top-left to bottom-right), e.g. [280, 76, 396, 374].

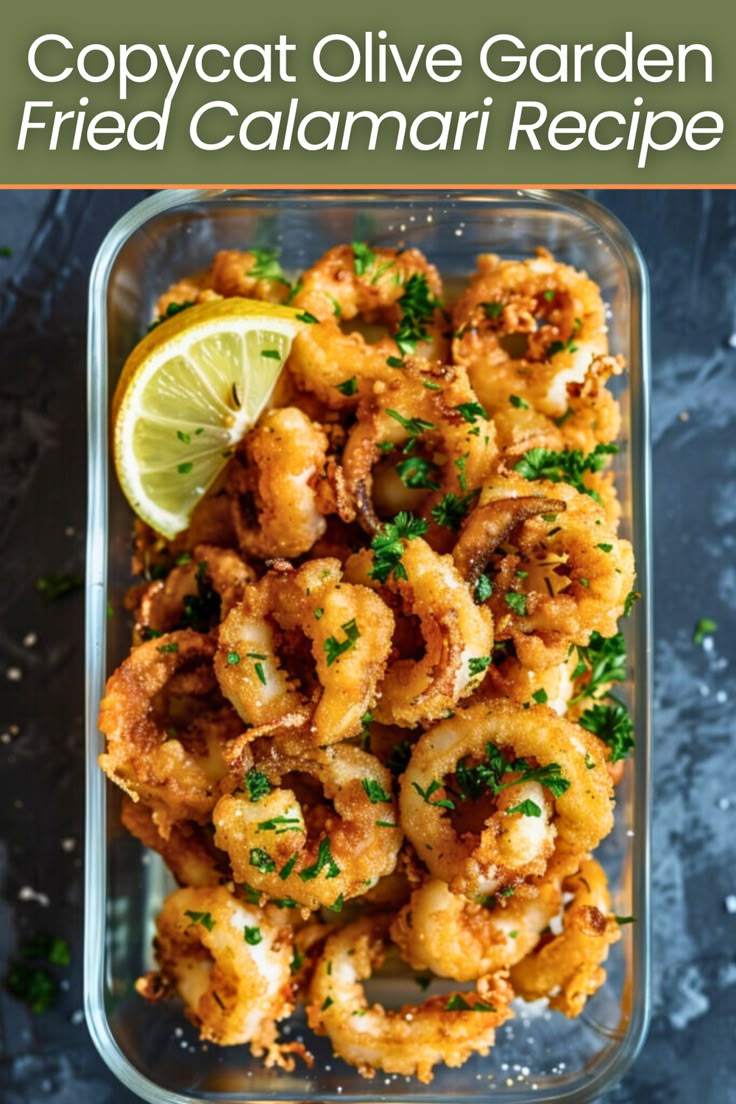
[369, 513, 428, 584]
[396, 456, 441, 490]
[326, 894, 344, 912]
[445, 994, 496, 1012]
[257, 815, 303, 834]
[430, 490, 479, 531]
[177, 461, 193, 475]
[514, 442, 618, 501]
[147, 300, 194, 332]
[506, 798, 542, 818]
[454, 453, 469, 491]
[693, 618, 718, 645]
[36, 573, 83, 603]
[324, 618, 361, 666]
[623, 587, 640, 617]
[386, 408, 436, 452]
[290, 948, 305, 974]
[386, 355, 404, 368]
[299, 837, 340, 881]
[296, 310, 318, 324]
[279, 854, 298, 880]
[597, 543, 613, 553]
[156, 642, 179, 654]
[6, 962, 56, 1013]
[226, 651, 240, 665]
[509, 394, 529, 409]
[361, 779, 392, 804]
[394, 273, 441, 356]
[336, 376, 358, 396]
[482, 301, 504, 320]
[547, 316, 582, 356]
[505, 592, 527, 616]
[531, 688, 548, 704]
[469, 656, 492, 677]
[614, 915, 636, 925]
[247, 248, 289, 285]
[411, 779, 455, 811]
[474, 575, 494, 604]
[20, 935, 71, 967]
[578, 701, 634, 762]
[454, 742, 570, 804]
[569, 631, 627, 704]
[321, 995, 334, 1011]
[388, 739, 413, 776]
[244, 769, 271, 802]
[244, 926, 262, 945]
[249, 849, 276, 874]
[352, 241, 376, 276]
[261, 349, 281, 360]
[455, 401, 488, 424]
[184, 910, 216, 931]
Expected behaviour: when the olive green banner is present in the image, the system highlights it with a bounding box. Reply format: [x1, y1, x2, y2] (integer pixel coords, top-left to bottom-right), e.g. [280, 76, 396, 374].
[0, 0, 734, 184]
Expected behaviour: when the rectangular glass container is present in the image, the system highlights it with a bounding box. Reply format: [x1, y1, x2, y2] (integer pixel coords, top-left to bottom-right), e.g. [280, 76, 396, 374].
[85, 188, 651, 1104]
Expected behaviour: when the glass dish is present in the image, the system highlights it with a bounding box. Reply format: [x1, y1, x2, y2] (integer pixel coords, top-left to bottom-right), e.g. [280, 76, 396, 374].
[85, 188, 651, 1104]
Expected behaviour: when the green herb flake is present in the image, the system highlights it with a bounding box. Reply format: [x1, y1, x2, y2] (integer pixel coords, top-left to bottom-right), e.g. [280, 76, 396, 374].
[352, 241, 376, 277]
[474, 575, 493, 604]
[531, 688, 548, 704]
[361, 779, 392, 804]
[430, 490, 479, 531]
[244, 769, 271, 802]
[184, 910, 216, 931]
[290, 948, 304, 974]
[177, 461, 193, 475]
[693, 618, 718, 645]
[578, 702, 634, 763]
[469, 656, 492, 677]
[249, 848, 276, 874]
[509, 394, 529, 409]
[244, 925, 262, 945]
[396, 456, 441, 491]
[455, 401, 488, 425]
[506, 798, 542, 818]
[227, 651, 240, 665]
[247, 248, 290, 285]
[324, 618, 361, 666]
[299, 837, 340, 881]
[411, 779, 455, 811]
[278, 854, 299, 880]
[257, 815, 303, 834]
[156, 642, 179, 654]
[614, 915, 636, 925]
[36, 573, 83, 603]
[369, 512, 428, 584]
[482, 301, 504, 320]
[454, 453, 469, 491]
[597, 543, 613, 553]
[261, 349, 282, 360]
[386, 355, 404, 368]
[296, 310, 318, 324]
[514, 442, 618, 501]
[6, 962, 56, 1013]
[336, 376, 358, 397]
[505, 592, 527, 616]
[321, 995, 334, 1011]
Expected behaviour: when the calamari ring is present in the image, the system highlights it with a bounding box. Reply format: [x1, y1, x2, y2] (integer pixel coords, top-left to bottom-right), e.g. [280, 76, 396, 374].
[510, 856, 621, 1017]
[391, 875, 562, 982]
[134, 544, 254, 642]
[215, 558, 394, 745]
[307, 914, 514, 1083]
[399, 699, 614, 897]
[452, 250, 607, 418]
[156, 249, 290, 316]
[121, 798, 231, 888]
[464, 476, 634, 665]
[138, 885, 295, 1055]
[472, 652, 578, 716]
[212, 743, 402, 910]
[288, 245, 448, 408]
[341, 357, 497, 534]
[98, 630, 240, 835]
[228, 407, 331, 559]
[345, 537, 493, 728]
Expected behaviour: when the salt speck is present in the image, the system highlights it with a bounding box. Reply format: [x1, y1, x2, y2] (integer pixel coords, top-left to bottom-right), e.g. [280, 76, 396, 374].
[6, 667, 22, 682]
[703, 637, 714, 653]
[18, 885, 50, 907]
[22, 632, 37, 648]
[61, 837, 76, 852]
[454, 228, 463, 237]
[725, 895, 736, 914]
[698, 682, 710, 697]
[669, 964, 710, 1029]
[65, 525, 76, 537]
[718, 797, 730, 810]
[627, 829, 635, 837]
[71, 1009, 84, 1025]
[716, 690, 728, 704]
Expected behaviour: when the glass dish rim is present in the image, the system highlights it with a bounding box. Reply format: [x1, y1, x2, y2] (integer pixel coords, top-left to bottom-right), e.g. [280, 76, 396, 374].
[84, 186, 652, 1104]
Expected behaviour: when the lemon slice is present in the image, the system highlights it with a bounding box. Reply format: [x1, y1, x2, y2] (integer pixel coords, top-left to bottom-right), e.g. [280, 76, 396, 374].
[112, 298, 305, 538]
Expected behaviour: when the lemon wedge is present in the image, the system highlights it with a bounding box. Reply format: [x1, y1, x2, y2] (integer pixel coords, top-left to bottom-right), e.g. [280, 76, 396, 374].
[112, 298, 305, 538]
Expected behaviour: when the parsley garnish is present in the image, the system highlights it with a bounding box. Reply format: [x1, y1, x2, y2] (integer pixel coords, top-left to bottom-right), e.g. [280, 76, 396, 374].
[454, 742, 570, 803]
[411, 779, 455, 811]
[623, 588, 640, 617]
[244, 769, 271, 802]
[569, 631, 627, 704]
[184, 910, 216, 931]
[578, 702, 634, 762]
[506, 798, 542, 817]
[290, 948, 304, 974]
[177, 461, 193, 475]
[445, 994, 496, 1012]
[279, 854, 298, 880]
[505, 592, 527, 616]
[482, 301, 504, 320]
[394, 274, 441, 356]
[369, 513, 428, 584]
[386, 355, 404, 368]
[336, 376, 358, 396]
[388, 739, 413, 776]
[36, 573, 83, 603]
[614, 915, 636, 925]
[514, 443, 618, 501]
[248, 248, 289, 286]
[322, 995, 334, 1011]
[147, 300, 194, 332]
[386, 408, 436, 452]
[296, 310, 318, 324]
[361, 779, 392, 804]
[227, 651, 240, 665]
[474, 575, 493, 603]
[257, 815, 302, 834]
[352, 241, 376, 277]
[396, 456, 441, 490]
[509, 394, 529, 409]
[531, 688, 548, 704]
[156, 642, 179, 654]
[261, 349, 281, 360]
[454, 453, 469, 491]
[249, 848, 276, 873]
[244, 926, 262, 945]
[6, 963, 56, 1013]
[693, 618, 718, 645]
[299, 837, 340, 881]
[326, 894, 344, 912]
[469, 656, 492, 677]
[324, 618, 361, 666]
[430, 490, 479, 531]
[547, 316, 582, 356]
[455, 401, 488, 424]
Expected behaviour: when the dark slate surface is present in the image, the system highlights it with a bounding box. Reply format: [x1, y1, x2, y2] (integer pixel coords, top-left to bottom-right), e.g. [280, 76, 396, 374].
[0, 189, 733, 1103]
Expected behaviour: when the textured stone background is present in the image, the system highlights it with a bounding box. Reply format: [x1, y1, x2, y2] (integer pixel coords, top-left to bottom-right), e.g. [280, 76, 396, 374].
[0, 190, 733, 1103]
